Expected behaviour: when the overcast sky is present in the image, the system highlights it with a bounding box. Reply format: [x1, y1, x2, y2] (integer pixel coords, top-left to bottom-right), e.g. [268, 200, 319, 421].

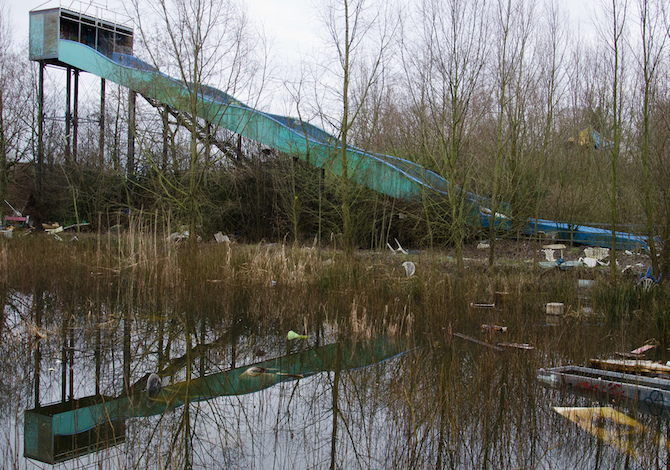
[5, 0, 597, 59]
[4, 0, 600, 116]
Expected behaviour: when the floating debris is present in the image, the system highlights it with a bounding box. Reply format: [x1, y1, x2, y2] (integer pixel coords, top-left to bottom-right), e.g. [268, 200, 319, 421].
[453, 332, 503, 352]
[588, 358, 670, 376]
[498, 342, 534, 350]
[145, 373, 162, 398]
[481, 324, 507, 333]
[537, 364, 670, 419]
[546, 302, 564, 315]
[287, 330, 308, 340]
[553, 406, 647, 456]
[470, 303, 495, 309]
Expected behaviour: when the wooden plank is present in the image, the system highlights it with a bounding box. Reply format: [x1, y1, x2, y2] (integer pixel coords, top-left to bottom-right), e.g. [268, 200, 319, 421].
[630, 344, 656, 355]
[589, 358, 670, 376]
[453, 332, 503, 352]
[470, 303, 495, 309]
[497, 342, 534, 350]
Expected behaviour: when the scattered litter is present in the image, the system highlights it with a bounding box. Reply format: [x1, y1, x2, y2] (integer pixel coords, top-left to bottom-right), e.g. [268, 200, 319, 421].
[470, 303, 495, 309]
[546, 302, 564, 315]
[481, 324, 507, 333]
[168, 231, 188, 242]
[206, 279, 223, 283]
[287, 330, 308, 340]
[270, 280, 277, 287]
[543, 244, 566, 260]
[395, 238, 408, 254]
[63, 222, 90, 231]
[538, 261, 558, 269]
[543, 243, 566, 250]
[0, 228, 12, 238]
[477, 241, 490, 250]
[584, 246, 609, 260]
[580, 257, 598, 268]
[497, 342, 534, 350]
[167, 230, 201, 243]
[453, 332, 503, 351]
[639, 267, 661, 290]
[558, 259, 584, 270]
[402, 261, 415, 277]
[578, 279, 595, 288]
[214, 232, 230, 243]
[543, 248, 556, 262]
[630, 343, 656, 355]
[615, 342, 658, 359]
[45, 226, 64, 235]
[539, 258, 584, 270]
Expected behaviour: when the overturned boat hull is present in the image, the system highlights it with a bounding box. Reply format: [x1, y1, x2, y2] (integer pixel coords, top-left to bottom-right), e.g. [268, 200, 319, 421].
[537, 365, 670, 419]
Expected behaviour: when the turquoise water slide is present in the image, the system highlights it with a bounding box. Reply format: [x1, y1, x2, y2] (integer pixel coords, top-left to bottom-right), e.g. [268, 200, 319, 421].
[56, 39, 647, 251]
[24, 337, 409, 437]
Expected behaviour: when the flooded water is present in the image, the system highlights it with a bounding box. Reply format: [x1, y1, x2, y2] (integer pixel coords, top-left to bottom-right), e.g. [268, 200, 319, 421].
[1, 248, 668, 469]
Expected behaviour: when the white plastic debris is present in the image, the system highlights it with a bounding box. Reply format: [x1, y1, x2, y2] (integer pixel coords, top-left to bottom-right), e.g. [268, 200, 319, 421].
[402, 261, 416, 277]
[214, 231, 230, 243]
[543, 248, 556, 262]
[580, 257, 598, 268]
[584, 247, 609, 260]
[546, 302, 565, 315]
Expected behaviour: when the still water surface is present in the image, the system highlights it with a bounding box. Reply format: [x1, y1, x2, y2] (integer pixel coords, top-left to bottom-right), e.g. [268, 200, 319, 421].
[1, 275, 668, 469]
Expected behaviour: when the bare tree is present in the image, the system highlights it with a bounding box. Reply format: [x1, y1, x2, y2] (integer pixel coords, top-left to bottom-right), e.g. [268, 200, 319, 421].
[531, 0, 568, 269]
[0, 1, 32, 211]
[634, 0, 665, 277]
[316, 0, 397, 254]
[488, 0, 537, 267]
[130, 0, 263, 248]
[597, 0, 629, 283]
[404, 0, 489, 274]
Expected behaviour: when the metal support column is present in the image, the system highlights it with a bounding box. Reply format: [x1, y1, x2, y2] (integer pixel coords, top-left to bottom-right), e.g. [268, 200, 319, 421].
[99, 78, 106, 168]
[65, 67, 72, 163]
[37, 62, 44, 197]
[73, 69, 79, 163]
[127, 89, 136, 177]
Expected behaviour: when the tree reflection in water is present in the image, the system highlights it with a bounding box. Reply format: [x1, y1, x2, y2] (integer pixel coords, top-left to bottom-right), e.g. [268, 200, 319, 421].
[1, 255, 669, 469]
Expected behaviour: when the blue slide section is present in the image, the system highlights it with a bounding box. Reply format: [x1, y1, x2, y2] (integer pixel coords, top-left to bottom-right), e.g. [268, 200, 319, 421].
[56, 39, 647, 251]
